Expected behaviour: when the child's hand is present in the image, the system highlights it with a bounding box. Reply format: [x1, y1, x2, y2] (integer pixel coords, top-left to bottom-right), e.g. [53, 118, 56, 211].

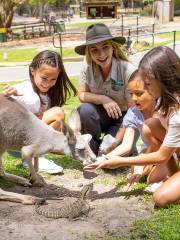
[83, 160, 108, 171]
[122, 166, 144, 192]
[84, 155, 123, 171]
[2, 84, 23, 97]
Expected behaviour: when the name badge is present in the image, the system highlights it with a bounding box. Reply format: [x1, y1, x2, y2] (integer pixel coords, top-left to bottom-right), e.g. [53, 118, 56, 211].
[111, 78, 124, 91]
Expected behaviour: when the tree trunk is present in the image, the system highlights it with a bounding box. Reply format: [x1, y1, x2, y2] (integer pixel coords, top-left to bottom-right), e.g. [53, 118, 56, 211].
[39, 0, 47, 22]
[0, 0, 26, 28]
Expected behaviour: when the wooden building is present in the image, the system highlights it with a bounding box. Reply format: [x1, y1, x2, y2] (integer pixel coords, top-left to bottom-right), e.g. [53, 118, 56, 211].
[83, 0, 119, 19]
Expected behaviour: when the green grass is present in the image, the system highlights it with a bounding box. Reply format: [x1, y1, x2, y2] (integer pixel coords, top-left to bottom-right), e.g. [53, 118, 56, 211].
[0, 31, 179, 62]
[67, 20, 107, 29]
[155, 31, 180, 40]
[132, 205, 180, 240]
[132, 31, 180, 52]
[83, 204, 180, 240]
[0, 48, 39, 62]
[65, 76, 80, 115]
[0, 80, 22, 91]
[0, 47, 77, 62]
[0, 152, 29, 187]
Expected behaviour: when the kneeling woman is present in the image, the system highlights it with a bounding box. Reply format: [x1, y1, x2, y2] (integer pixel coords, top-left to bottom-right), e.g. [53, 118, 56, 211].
[75, 23, 136, 155]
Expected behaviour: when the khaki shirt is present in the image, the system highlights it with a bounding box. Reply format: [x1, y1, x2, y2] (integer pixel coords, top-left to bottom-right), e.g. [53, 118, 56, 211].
[80, 58, 136, 111]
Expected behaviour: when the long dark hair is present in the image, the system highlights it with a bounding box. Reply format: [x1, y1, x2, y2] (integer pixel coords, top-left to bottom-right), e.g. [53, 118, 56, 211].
[29, 50, 77, 107]
[138, 46, 180, 116]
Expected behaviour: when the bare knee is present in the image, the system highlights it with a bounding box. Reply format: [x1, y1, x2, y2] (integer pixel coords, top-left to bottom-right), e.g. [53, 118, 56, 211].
[153, 189, 168, 208]
[143, 118, 165, 141]
[52, 107, 64, 121]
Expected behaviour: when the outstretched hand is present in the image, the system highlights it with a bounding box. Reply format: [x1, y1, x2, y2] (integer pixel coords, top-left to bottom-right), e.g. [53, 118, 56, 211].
[2, 84, 23, 97]
[84, 155, 124, 171]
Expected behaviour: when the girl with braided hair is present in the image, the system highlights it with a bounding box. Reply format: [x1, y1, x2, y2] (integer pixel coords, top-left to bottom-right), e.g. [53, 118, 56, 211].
[3, 50, 77, 173]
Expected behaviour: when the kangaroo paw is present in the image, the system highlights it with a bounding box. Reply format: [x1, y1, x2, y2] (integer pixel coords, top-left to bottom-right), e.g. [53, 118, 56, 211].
[30, 174, 46, 187]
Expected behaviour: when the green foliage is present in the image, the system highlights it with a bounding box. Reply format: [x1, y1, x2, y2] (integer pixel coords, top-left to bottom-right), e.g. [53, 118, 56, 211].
[140, 4, 153, 16]
[28, 0, 58, 5]
[175, 0, 180, 3]
[175, 0, 180, 9]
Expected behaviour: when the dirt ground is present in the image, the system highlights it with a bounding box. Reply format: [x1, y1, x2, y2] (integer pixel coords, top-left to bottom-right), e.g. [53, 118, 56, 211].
[0, 168, 153, 240]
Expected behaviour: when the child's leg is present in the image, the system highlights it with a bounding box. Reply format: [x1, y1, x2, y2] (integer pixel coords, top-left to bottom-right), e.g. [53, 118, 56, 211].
[142, 118, 177, 183]
[153, 171, 180, 207]
[41, 107, 64, 130]
[147, 157, 179, 183]
[143, 118, 166, 151]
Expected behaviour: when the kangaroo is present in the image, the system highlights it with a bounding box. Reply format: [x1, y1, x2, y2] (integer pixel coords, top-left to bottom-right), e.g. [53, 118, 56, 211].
[0, 94, 96, 204]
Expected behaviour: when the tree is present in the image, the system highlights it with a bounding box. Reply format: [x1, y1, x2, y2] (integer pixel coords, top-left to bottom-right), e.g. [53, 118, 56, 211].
[0, 0, 27, 28]
[28, 0, 64, 22]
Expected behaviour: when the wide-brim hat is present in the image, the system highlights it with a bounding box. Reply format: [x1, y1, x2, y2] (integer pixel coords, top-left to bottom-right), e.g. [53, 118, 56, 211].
[75, 23, 126, 55]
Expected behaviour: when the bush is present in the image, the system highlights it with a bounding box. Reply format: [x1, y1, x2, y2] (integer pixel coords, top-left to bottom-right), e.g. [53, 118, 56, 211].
[140, 4, 153, 16]
[175, 0, 180, 10]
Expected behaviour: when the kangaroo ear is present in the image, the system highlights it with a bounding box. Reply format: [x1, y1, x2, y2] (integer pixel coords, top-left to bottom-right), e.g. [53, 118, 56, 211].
[61, 120, 68, 135]
[61, 120, 76, 144]
[68, 108, 81, 134]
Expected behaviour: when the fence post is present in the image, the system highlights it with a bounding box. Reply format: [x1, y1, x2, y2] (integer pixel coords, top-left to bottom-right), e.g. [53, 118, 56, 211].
[44, 22, 47, 33]
[128, 28, 131, 37]
[136, 15, 139, 43]
[173, 30, 176, 51]
[121, 14, 124, 36]
[152, 33, 155, 47]
[152, 23, 155, 34]
[59, 33, 62, 57]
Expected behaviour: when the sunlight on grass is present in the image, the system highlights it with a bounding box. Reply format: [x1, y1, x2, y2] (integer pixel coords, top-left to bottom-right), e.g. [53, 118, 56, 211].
[131, 31, 180, 53]
[84, 235, 131, 240]
[0, 48, 38, 62]
[133, 204, 180, 240]
[67, 21, 104, 29]
[0, 47, 77, 62]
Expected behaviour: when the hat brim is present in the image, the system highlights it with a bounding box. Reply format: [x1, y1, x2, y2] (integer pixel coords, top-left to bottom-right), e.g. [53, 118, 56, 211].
[75, 36, 126, 55]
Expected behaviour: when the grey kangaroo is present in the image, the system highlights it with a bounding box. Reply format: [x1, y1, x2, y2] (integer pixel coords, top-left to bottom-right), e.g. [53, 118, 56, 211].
[0, 94, 96, 204]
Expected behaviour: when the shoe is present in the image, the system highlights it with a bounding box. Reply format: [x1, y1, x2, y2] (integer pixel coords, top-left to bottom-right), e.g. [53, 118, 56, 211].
[23, 161, 29, 169]
[23, 156, 63, 174]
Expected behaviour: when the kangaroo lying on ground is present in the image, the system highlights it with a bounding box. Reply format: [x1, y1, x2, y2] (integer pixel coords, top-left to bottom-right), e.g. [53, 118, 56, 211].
[0, 94, 96, 204]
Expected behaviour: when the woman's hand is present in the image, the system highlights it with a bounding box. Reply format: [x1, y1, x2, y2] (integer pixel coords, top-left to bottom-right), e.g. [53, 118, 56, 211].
[102, 97, 122, 119]
[2, 84, 23, 97]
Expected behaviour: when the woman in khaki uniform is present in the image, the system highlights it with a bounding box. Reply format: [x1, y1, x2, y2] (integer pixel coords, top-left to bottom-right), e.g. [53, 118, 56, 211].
[75, 23, 137, 155]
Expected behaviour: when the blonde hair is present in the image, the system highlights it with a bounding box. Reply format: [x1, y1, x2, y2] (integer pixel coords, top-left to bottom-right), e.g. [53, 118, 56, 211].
[85, 40, 129, 64]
